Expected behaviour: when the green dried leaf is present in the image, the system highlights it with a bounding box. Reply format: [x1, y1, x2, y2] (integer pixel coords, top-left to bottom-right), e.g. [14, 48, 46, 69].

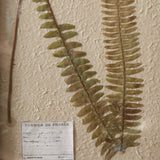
[39, 13, 53, 19]
[106, 49, 121, 56]
[95, 100, 107, 108]
[61, 66, 75, 76]
[126, 90, 142, 95]
[124, 128, 141, 134]
[66, 82, 83, 92]
[126, 67, 144, 75]
[126, 63, 142, 68]
[106, 78, 123, 85]
[105, 150, 116, 160]
[77, 65, 93, 73]
[53, 49, 67, 58]
[95, 133, 107, 147]
[106, 85, 123, 93]
[82, 71, 97, 80]
[65, 75, 79, 85]
[123, 37, 139, 45]
[103, 114, 117, 123]
[92, 92, 104, 102]
[66, 42, 82, 49]
[59, 24, 75, 31]
[126, 77, 144, 83]
[124, 135, 141, 142]
[48, 40, 63, 49]
[122, 33, 140, 40]
[77, 104, 92, 117]
[125, 121, 141, 127]
[73, 58, 90, 66]
[103, 21, 118, 27]
[101, 0, 118, 5]
[104, 37, 120, 44]
[83, 112, 95, 124]
[123, 42, 139, 50]
[120, 0, 135, 6]
[106, 55, 122, 61]
[106, 61, 122, 68]
[126, 103, 144, 108]
[120, 6, 136, 12]
[125, 115, 142, 121]
[102, 16, 118, 21]
[120, 9, 135, 17]
[70, 90, 86, 102]
[37, 4, 49, 12]
[106, 94, 122, 100]
[124, 47, 140, 55]
[103, 32, 119, 39]
[32, 0, 46, 3]
[126, 109, 142, 114]
[87, 119, 100, 132]
[101, 143, 110, 155]
[107, 68, 123, 73]
[126, 96, 142, 102]
[62, 31, 78, 40]
[121, 16, 136, 23]
[85, 79, 100, 89]
[92, 126, 103, 139]
[44, 30, 59, 38]
[102, 10, 118, 16]
[126, 83, 144, 89]
[71, 51, 86, 58]
[107, 73, 123, 79]
[40, 21, 56, 29]
[57, 57, 71, 68]
[88, 85, 103, 95]
[73, 97, 90, 107]
[105, 44, 120, 50]
[125, 54, 141, 62]
[122, 27, 138, 34]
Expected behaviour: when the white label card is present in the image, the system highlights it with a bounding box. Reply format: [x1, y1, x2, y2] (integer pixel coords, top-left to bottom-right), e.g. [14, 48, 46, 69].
[22, 122, 74, 160]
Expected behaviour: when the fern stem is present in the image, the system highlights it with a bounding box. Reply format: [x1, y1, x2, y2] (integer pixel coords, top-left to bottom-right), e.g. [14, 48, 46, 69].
[46, 0, 113, 140]
[8, 0, 23, 124]
[117, 0, 126, 151]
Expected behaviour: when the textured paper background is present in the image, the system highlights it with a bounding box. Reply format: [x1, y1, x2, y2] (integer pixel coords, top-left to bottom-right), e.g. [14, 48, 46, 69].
[0, 0, 160, 160]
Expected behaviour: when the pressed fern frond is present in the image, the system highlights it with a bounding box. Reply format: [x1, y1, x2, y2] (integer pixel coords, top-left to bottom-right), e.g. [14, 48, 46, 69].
[32, 0, 144, 159]
[101, 0, 144, 158]
[32, 0, 116, 158]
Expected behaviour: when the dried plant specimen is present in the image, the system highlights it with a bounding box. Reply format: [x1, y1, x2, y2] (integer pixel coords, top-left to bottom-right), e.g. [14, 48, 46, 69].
[8, 0, 23, 124]
[31, 0, 144, 160]
[101, 0, 144, 159]
[32, 0, 109, 157]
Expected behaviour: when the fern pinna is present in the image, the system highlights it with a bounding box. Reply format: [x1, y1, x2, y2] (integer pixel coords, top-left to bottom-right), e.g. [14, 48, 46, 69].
[101, 0, 144, 158]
